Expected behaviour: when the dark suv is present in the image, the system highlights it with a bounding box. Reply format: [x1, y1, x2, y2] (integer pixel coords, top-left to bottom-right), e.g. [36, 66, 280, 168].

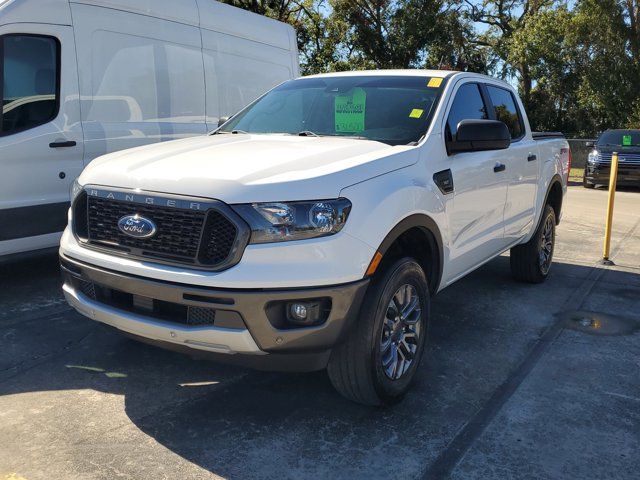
[584, 129, 640, 188]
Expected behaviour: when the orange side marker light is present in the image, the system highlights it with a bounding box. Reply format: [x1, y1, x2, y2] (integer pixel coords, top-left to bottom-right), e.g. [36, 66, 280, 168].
[365, 251, 383, 277]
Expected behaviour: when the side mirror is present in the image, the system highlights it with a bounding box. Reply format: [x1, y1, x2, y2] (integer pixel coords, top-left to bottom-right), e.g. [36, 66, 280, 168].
[218, 116, 230, 128]
[449, 120, 511, 153]
[585, 141, 595, 148]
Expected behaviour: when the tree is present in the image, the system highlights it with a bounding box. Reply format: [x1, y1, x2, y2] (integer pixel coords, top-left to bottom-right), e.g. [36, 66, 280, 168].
[568, 0, 640, 134]
[329, 0, 484, 71]
[464, 0, 560, 109]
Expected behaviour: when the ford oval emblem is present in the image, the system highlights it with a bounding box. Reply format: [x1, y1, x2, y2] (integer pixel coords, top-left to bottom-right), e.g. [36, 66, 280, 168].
[117, 214, 157, 238]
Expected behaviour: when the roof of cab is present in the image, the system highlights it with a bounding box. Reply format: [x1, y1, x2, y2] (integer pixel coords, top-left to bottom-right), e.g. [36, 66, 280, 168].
[302, 69, 514, 89]
[1, 0, 295, 50]
[305, 69, 459, 79]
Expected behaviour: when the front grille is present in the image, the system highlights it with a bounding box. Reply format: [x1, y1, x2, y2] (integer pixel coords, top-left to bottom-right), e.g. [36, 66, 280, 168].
[88, 197, 206, 261]
[597, 152, 640, 167]
[199, 210, 239, 265]
[76, 189, 249, 270]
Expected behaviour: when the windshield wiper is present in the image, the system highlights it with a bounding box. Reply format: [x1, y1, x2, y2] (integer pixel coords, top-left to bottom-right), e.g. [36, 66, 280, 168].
[214, 129, 250, 135]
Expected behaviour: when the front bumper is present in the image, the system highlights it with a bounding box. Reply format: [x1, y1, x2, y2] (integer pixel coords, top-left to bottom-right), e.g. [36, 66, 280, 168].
[585, 165, 640, 186]
[61, 255, 369, 371]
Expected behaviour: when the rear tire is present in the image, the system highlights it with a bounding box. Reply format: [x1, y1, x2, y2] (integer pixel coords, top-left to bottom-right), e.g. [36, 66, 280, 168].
[510, 205, 556, 284]
[327, 257, 430, 406]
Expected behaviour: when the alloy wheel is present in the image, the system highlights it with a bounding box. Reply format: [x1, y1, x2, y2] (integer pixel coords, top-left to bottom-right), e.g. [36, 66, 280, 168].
[539, 215, 554, 274]
[379, 284, 423, 380]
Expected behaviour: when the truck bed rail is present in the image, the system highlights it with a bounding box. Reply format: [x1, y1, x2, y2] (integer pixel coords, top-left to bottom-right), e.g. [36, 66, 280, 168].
[532, 132, 565, 140]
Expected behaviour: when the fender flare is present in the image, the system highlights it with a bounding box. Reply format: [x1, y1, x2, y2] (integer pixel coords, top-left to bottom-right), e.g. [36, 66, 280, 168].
[542, 174, 564, 223]
[526, 174, 564, 243]
[375, 214, 444, 294]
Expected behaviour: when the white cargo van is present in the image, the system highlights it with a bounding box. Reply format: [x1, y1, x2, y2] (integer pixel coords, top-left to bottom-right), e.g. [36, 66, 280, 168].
[0, 0, 299, 259]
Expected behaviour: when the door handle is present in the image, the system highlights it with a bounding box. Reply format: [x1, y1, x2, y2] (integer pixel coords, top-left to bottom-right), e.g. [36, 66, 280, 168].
[49, 140, 77, 148]
[493, 163, 506, 173]
[528, 154, 537, 162]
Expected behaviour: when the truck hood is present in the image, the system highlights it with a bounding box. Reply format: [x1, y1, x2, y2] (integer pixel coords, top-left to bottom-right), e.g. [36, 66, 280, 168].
[80, 134, 416, 203]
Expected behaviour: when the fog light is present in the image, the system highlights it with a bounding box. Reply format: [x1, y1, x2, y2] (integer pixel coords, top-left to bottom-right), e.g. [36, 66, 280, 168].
[290, 303, 308, 321]
[285, 300, 328, 326]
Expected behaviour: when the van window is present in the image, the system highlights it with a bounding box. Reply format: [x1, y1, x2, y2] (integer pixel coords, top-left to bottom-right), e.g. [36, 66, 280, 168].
[486, 85, 524, 139]
[446, 83, 488, 138]
[1, 35, 59, 135]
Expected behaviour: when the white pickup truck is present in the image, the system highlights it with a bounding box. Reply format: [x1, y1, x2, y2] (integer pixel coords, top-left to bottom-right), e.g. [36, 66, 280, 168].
[60, 70, 570, 405]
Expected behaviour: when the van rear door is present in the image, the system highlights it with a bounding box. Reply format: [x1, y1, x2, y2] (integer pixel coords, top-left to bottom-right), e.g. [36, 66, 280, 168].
[0, 24, 83, 255]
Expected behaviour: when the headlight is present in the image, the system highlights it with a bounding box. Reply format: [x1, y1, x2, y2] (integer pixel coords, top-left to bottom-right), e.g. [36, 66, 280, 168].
[233, 198, 352, 244]
[587, 150, 599, 164]
[70, 178, 84, 203]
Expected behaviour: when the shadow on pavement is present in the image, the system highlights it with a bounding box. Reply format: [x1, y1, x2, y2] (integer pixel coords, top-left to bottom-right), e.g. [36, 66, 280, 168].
[1, 256, 639, 479]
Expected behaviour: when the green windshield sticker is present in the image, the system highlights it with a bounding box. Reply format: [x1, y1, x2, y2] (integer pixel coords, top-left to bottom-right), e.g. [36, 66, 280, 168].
[335, 88, 366, 133]
[623, 134, 632, 146]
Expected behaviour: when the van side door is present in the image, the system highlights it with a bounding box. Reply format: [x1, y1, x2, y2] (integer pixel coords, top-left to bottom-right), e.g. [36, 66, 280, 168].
[443, 81, 510, 280]
[0, 25, 83, 254]
[484, 84, 539, 241]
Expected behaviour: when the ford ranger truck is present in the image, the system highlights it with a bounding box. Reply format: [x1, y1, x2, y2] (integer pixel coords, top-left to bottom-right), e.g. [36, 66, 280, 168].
[60, 71, 570, 406]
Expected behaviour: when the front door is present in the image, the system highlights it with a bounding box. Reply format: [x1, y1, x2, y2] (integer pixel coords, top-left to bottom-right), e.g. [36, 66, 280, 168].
[443, 82, 510, 280]
[0, 24, 83, 255]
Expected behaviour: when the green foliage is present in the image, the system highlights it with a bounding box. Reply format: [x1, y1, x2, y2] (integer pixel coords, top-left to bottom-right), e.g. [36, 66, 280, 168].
[220, 0, 640, 136]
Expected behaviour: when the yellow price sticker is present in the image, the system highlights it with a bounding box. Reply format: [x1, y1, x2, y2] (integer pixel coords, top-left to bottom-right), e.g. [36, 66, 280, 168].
[409, 108, 424, 119]
[427, 77, 443, 88]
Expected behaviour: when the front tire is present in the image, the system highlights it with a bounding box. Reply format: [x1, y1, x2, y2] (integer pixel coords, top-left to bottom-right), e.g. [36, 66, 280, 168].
[327, 257, 430, 406]
[583, 174, 595, 189]
[510, 205, 556, 283]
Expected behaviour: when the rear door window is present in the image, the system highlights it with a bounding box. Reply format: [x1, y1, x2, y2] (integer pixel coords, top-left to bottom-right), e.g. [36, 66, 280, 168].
[446, 83, 488, 139]
[1, 34, 59, 135]
[486, 85, 524, 140]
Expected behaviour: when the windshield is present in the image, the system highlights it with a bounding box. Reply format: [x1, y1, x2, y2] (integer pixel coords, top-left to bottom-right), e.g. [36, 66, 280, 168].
[597, 130, 640, 147]
[218, 75, 446, 146]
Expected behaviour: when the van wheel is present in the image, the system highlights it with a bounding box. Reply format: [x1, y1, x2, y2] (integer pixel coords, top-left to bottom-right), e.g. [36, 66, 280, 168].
[327, 257, 430, 406]
[510, 205, 556, 284]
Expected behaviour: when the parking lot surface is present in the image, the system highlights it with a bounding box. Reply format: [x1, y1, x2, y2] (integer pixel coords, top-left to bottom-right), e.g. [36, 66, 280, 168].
[1, 186, 639, 480]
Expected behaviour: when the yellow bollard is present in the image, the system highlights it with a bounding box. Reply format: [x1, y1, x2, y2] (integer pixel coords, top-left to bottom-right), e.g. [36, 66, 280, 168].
[601, 151, 619, 265]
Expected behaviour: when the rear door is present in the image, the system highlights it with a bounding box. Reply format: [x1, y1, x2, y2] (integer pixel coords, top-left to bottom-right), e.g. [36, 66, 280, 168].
[443, 81, 510, 280]
[0, 25, 83, 254]
[484, 84, 539, 241]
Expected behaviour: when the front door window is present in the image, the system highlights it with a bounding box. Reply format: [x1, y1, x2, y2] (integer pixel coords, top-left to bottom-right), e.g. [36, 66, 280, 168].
[1, 34, 59, 135]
